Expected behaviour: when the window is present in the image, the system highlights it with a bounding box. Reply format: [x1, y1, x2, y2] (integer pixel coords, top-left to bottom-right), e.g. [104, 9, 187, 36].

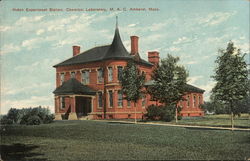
[97, 68, 104, 83]
[108, 67, 113, 82]
[193, 95, 196, 108]
[109, 90, 113, 108]
[98, 92, 103, 108]
[198, 96, 201, 104]
[70, 72, 75, 78]
[142, 95, 146, 107]
[118, 90, 123, 107]
[60, 73, 65, 85]
[127, 100, 131, 107]
[81, 70, 89, 85]
[117, 66, 123, 81]
[187, 95, 190, 107]
[60, 97, 65, 109]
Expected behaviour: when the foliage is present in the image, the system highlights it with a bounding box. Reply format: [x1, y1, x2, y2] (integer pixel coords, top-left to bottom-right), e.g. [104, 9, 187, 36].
[6, 108, 19, 124]
[0, 115, 13, 125]
[148, 54, 188, 105]
[121, 60, 145, 103]
[144, 105, 162, 120]
[145, 104, 180, 122]
[26, 115, 42, 125]
[1, 107, 54, 125]
[211, 41, 248, 115]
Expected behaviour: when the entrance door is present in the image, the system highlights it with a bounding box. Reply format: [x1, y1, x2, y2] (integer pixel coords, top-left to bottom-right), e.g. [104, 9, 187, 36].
[76, 97, 92, 117]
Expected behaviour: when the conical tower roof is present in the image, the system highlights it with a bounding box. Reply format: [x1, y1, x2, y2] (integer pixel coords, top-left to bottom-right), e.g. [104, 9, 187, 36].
[103, 17, 132, 60]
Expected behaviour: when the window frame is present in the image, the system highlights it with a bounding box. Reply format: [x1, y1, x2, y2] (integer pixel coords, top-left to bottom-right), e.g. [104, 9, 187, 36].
[70, 71, 76, 78]
[81, 70, 90, 85]
[97, 68, 104, 83]
[98, 92, 103, 108]
[60, 73, 65, 85]
[108, 67, 113, 82]
[117, 90, 123, 107]
[117, 66, 123, 82]
[108, 90, 113, 108]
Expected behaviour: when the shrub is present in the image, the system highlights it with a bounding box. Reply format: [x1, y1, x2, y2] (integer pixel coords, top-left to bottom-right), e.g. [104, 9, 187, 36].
[43, 114, 55, 124]
[145, 104, 176, 122]
[5, 107, 54, 125]
[161, 105, 175, 122]
[26, 115, 42, 125]
[6, 108, 19, 123]
[0, 115, 13, 125]
[145, 105, 162, 120]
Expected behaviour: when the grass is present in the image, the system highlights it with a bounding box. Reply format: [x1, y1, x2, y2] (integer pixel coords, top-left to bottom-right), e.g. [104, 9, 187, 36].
[171, 114, 250, 128]
[1, 120, 250, 160]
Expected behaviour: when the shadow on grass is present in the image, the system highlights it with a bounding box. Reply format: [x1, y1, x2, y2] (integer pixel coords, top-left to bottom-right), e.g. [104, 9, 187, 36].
[0, 143, 48, 161]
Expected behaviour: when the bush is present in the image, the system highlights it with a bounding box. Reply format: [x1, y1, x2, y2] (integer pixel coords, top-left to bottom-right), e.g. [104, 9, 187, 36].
[145, 104, 176, 122]
[43, 114, 55, 124]
[26, 115, 42, 125]
[161, 105, 175, 122]
[145, 105, 162, 120]
[0, 115, 13, 125]
[4, 107, 54, 125]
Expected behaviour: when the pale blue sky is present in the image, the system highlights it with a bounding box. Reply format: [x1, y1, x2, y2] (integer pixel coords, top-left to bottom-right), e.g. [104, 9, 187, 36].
[1, 0, 249, 114]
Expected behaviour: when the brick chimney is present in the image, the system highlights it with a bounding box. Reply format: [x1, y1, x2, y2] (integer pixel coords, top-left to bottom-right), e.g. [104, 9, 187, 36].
[73, 46, 80, 56]
[148, 51, 160, 67]
[130, 36, 139, 55]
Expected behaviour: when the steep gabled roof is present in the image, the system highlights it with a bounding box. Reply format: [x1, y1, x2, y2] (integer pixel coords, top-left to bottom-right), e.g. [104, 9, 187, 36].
[145, 80, 205, 93]
[53, 78, 96, 95]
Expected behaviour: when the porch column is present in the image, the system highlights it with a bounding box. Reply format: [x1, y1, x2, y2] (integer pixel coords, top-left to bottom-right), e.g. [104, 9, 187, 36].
[54, 96, 62, 120]
[68, 96, 78, 120]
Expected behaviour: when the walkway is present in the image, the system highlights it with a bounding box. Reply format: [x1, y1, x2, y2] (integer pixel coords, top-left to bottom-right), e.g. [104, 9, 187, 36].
[93, 120, 250, 131]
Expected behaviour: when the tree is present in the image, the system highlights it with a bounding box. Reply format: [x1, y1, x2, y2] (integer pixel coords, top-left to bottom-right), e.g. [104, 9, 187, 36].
[148, 54, 188, 122]
[211, 41, 248, 129]
[121, 60, 145, 123]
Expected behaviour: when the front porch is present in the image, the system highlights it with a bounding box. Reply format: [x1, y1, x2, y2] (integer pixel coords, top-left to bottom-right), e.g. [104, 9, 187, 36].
[53, 78, 96, 120]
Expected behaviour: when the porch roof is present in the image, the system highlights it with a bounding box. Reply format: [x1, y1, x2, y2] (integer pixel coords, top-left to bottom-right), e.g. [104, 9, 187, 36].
[53, 78, 96, 95]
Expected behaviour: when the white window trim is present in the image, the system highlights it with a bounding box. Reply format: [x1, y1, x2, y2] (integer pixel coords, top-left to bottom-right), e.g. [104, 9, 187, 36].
[97, 91, 103, 109]
[81, 70, 90, 85]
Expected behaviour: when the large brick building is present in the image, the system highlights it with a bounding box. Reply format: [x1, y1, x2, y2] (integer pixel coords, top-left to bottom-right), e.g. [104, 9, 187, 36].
[53, 19, 205, 120]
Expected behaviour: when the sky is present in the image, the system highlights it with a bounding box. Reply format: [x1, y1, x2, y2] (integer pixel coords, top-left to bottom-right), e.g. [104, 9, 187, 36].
[0, 0, 249, 114]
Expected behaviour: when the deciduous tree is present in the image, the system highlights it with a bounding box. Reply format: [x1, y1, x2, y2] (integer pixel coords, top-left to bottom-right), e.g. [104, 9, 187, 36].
[148, 54, 188, 122]
[211, 41, 249, 129]
[121, 60, 145, 123]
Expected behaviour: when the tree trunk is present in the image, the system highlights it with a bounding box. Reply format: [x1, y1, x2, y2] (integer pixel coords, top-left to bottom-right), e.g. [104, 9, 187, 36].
[134, 102, 137, 124]
[175, 106, 178, 123]
[231, 112, 234, 131]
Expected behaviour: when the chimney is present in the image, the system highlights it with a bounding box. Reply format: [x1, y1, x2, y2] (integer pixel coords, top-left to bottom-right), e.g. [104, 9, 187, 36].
[148, 51, 160, 67]
[73, 46, 80, 56]
[130, 36, 139, 55]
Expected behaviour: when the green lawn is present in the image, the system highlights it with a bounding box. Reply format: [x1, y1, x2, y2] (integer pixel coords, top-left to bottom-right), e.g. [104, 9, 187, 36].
[170, 114, 250, 128]
[1, 120, 250, 161]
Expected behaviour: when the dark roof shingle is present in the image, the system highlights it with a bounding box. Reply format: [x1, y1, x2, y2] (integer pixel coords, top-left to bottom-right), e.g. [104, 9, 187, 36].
[53, 78, 96, 95]
[145, 80, 205, 93]
[53, 27, 153, 67]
